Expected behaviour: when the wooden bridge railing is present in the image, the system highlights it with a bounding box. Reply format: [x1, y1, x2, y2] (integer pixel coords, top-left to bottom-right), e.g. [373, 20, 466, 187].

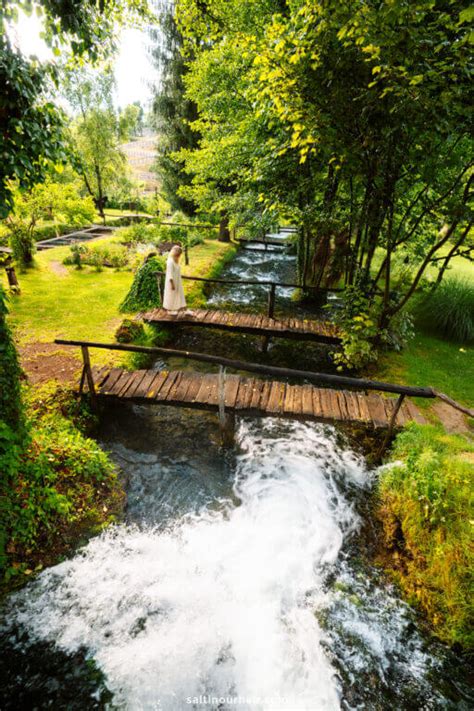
[56, 338, 473, 450]
[155, 273, 344, 319]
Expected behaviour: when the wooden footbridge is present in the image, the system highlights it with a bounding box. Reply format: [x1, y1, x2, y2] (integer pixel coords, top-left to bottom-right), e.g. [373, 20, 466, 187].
[53, 339, 452, 452]
[150, 273, 344, 348]
[141, 307, 342, 345]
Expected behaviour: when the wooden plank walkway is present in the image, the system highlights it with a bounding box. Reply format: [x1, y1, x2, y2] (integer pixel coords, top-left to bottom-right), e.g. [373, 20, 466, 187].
[88, 367, 425, 429]
[141, 308, 342, 345]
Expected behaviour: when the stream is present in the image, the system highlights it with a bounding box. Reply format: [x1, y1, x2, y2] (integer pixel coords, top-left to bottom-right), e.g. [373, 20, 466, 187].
[0, 231, 471, 710]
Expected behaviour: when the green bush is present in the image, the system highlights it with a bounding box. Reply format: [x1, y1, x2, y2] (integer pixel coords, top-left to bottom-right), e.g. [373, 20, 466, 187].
[115, 318, 145, 343]
[0, 415, 123, 584]
[64, 244, 129, 270]
[416, 278, 474, 343]
[377, 423, 474, 648]
[116, 222, 163, 245]
[0, 287, 23, 430]
[331, 286, 379, 371]
[120, 255, 165, 312]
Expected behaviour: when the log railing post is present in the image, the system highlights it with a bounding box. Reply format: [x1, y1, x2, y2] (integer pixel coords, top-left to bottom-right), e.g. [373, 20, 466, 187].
[81, 345, 97, 408]
[377, 393, 405, 459]
[157, 272, 165, 304]
[184, 243, 189, 266]
[267, 283, 276, 319]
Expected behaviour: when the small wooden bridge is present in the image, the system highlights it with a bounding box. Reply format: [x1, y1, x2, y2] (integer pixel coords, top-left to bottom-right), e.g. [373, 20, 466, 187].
[140, 307, 342, 346]
[53, 339, 458, 451]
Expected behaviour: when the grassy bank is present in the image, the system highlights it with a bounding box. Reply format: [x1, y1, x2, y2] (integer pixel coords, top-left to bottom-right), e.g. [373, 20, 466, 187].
[376, 423, 473, 650]
[376, 330, 474, 411]
[1, 237, 236, 368]
[0, 383, 125, 591]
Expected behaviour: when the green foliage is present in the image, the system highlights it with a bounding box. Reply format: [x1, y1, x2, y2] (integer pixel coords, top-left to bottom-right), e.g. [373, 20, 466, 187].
[1, 1, 148, 217]
[115, 318, 145, 343]
[117, 222, 163, 245]
[332, 286, 379, 371]
[0, 286, 23, 430]
[64, 243, 129, 271]
[416, 278, 474, 344]
[377, 424, 474, 648]
[0, 415, 121, 584]
[151, 10, 200, 215]
[175, 0, 473, 331]
[119, 255, 165, 312]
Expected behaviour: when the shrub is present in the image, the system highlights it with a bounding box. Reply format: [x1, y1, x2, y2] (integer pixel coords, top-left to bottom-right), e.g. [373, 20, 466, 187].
[116, 222, 163, 245]
[416, 278, 474, 343]
[120, 255, 165, 312]
[377, 423, 474, 649]
[0, 287, 23, 431]
[331, 286, 379, 371]
[64, 244, 129, 270]
[115, 318, 145, 343]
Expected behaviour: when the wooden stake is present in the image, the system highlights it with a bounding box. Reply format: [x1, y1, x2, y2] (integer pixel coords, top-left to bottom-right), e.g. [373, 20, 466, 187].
[81, 345, 97, 408]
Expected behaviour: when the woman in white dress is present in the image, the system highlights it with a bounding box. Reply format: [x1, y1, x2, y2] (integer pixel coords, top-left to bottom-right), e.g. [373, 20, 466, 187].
[163, 245, 188, 314]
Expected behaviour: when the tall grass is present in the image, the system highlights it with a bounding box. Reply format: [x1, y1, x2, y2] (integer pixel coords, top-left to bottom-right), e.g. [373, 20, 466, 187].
[416, 277, 474, 343]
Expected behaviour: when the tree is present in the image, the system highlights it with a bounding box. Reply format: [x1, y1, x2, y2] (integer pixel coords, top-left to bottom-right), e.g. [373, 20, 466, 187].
[0, 0, 149, 219]
[119, 103, 143, 141]
[64, 68, 131, 219]
[151, 9, 200, 215]
[175, 0, 473, 332]
[4, 177, 96, 266]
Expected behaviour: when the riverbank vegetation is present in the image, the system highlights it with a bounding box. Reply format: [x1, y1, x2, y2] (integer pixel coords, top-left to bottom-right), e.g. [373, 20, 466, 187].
[377, 424, 473, 649]
[0, 289, 124, 590]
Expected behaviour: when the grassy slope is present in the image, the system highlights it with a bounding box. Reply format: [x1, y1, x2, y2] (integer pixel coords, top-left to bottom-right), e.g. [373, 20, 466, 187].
[2, 238, 236, 366]
[377, 333, 473, 409]
[373, 249, 474, 410]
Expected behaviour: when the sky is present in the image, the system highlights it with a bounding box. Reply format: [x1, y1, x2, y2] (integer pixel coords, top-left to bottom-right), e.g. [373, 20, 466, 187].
[7, 9, 156, 109]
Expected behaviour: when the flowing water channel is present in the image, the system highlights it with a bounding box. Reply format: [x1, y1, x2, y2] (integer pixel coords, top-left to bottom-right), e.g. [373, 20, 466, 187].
[0, 232, 471, 710]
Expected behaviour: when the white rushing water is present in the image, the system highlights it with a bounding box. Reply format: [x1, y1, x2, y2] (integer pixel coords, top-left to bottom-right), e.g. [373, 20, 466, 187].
[8, 419, 372, 710]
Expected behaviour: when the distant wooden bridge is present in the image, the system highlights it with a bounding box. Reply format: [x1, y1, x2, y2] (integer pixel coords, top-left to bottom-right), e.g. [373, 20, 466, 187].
[140, 307, 342, 346]
[53, 339, 451, 451]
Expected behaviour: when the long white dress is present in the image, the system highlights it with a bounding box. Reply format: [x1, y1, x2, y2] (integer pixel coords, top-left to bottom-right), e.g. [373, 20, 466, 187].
[163, 256, 186, 310]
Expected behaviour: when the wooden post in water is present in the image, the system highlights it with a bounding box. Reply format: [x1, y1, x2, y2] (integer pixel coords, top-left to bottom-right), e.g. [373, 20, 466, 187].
[267, 282, 276, 319]
[218, 365, 235, 447]
[80, 345, 97, 408]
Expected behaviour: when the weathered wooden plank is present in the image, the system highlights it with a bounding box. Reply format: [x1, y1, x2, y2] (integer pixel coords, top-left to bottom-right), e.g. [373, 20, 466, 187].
[194, 373, 216, 406]
[134, 370, 166, 399]
[301, 384, 314, 416]
[354, 393, 372, 424]
[106, 371, 131, 396]
[170, 372, 195, 402]
[249, 379, 265, 409]
[223, 374, 241, 409]
[157, 371, 182, 401]
[181, 374, 205, 404]
[292, 384, 304, 415]
[311, 387, 325, 419]
[268, 381, 286, 414]
[143, 370, 169, 399]
[124, 370, 149, 399]
[259, 380, 273, 411]
[342, 390, 360, 422]
[328, 389, 344, 420]
[283, 383, 296, 414]
[116, 371, 136, 398]
[367, 395, 388, 428]
[99, 368, 125, 394]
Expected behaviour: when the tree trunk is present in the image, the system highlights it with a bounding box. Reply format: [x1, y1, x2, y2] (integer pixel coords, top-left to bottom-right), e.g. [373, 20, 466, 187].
[218, 212, 230, 242]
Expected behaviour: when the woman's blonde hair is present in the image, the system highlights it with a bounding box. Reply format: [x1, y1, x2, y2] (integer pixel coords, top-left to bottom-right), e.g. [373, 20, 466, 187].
[170, 244, 182, 256]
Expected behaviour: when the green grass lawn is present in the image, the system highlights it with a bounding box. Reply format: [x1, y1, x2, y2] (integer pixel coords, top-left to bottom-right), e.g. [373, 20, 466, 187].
[377, 332, 473, 408]
[2, 237, 236, 366]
